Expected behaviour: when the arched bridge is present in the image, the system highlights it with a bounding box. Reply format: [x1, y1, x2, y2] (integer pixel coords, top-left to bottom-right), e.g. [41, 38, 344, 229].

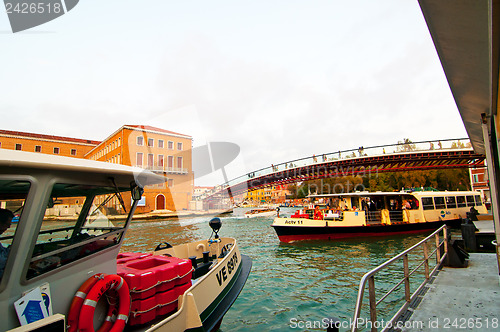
[201, 138, 485, 202]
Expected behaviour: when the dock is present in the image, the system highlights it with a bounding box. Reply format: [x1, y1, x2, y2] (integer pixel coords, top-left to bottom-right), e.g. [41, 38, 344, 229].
[401, 253, 499, 331]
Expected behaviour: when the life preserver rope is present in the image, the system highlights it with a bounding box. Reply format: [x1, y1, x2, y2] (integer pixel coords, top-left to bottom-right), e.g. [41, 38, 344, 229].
[69, 274, 130, 332]
[129, 267, 194, 293]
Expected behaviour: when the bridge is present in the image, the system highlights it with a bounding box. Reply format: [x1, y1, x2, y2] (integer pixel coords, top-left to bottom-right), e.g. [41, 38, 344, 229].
[199, 138, 485, 204]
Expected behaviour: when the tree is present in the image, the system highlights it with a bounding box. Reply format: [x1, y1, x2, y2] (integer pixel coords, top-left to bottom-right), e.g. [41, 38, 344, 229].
[396, 138, 416, 152]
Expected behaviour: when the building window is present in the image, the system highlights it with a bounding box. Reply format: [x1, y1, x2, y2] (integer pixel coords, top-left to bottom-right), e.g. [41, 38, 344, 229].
[137, 136, 144, 146]
[35, 145, 42, 153]
[71, 149, 77, 156]
[148, 138, 154, 147]
[136, 152, 143, 166]
[15, 143, 22, 151]
[158, 140, 164, 148]
[167, 156, 173, 168]
[168, 141, 174, 150]
[177, 156, 183, 169]
[473, 174, 479, 183]
[158, 155, 164, 167]
[177, 142, 183, 150]
[53, 147, 60, 154]
[147, 153, 154, 167]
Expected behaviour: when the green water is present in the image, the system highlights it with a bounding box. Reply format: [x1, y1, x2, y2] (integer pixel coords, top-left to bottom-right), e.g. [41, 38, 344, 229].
[121, 207, 439, 331]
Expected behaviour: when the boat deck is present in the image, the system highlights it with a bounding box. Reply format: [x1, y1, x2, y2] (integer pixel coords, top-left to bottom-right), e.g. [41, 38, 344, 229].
[400, 253, 499, 331]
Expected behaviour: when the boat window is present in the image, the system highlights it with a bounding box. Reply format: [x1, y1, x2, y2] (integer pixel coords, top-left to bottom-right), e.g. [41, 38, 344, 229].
[421, 197, 434, 210]
[474, 195, 482, 206]
[466, 195, 475, 207]
[456, 196, 466, 208]
[445, 196, 457, 209]
[433, 197, 445, 210]
[28, 183, 129, 280]
[0, 179, 30, 284]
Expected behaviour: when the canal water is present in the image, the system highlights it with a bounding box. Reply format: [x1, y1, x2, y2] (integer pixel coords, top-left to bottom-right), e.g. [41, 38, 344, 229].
[121, 207, 437, 331]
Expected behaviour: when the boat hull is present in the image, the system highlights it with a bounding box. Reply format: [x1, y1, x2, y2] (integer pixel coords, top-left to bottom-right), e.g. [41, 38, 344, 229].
[272, 219, 461, 243]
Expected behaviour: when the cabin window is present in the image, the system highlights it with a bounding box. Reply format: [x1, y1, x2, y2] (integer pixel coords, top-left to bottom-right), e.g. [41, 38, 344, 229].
[445, 196, 456, 209]
[466, 195, 475, 207]
[474, 195, 482, 206]
[422, 197, 434, 210]
[15, 143, 22, 151]
[27, 183, 128, 280]
[0, 179, 30, 285]
[35, 145, 42, 153]
[434, 197, 445, 210]
[53, 147, 60, 154]
[71, 149, 77, 156]
[456, 196, 466, 208]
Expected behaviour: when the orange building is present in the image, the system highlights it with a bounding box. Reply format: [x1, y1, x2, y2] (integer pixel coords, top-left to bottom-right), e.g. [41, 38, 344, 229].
[0, 129, 99, 158]
[85, 125, 193, 213]
[0, 126, 193, 213]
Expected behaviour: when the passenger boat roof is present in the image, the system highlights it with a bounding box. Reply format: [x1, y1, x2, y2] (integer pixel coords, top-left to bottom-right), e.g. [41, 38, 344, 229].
[308, 190, 479, 198]
[0, 149, 166, 188]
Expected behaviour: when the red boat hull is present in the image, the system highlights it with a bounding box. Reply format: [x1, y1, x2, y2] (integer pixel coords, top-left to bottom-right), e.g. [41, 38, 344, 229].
[272, 219, 461, 243]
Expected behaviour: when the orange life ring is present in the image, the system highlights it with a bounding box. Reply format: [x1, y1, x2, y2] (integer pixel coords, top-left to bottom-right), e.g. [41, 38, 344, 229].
[68, 273, 106, 332]
[313, 210, 323, 220]
[78, 274, 130, 332]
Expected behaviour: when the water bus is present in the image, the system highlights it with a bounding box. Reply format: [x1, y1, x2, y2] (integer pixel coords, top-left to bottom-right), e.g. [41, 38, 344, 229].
[271, 190, 487, 243]
[0, 149, 251, 331]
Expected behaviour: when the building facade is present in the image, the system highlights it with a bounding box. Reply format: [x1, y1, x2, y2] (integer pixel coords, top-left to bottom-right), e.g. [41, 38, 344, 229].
[85, 125, 193, 214]
[0, 126, 193, 213]
[0, 129, 99, 158]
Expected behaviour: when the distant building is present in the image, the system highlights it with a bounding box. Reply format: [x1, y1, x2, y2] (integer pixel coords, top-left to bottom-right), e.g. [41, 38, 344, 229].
[245, 185, 290, 205]
[193, 186, 214, 198]
[0, 125, 193, 213]
[470, 160, 490, 205]
[0, 129, 99, 158]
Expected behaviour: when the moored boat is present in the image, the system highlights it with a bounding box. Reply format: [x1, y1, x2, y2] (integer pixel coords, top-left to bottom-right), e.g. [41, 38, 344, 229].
[244, 207, 277, 218]
[0, 149, 251, 331]
[271, 190, 487, 243]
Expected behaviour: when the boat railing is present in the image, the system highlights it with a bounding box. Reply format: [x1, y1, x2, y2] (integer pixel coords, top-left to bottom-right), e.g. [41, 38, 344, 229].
[351, 225, 449, 332]
[388, 210, 403, 222]
[365, 211, 381, 223]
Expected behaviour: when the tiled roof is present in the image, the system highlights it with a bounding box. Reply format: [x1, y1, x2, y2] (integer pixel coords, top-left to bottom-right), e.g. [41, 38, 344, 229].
[124, 125, 192, 138]
[0, 129, 101, 145]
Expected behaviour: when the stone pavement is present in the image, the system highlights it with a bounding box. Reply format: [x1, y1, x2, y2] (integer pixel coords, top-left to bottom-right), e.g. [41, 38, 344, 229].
[401, 253, 499, 331]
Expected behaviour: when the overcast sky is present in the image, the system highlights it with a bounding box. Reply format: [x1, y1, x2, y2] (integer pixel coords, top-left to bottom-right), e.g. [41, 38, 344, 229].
[0, 1, 467, 186]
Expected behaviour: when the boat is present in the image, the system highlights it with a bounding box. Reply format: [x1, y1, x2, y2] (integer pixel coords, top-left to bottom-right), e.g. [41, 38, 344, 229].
[271, 190, 488, 243]
[0, 149, 251, 331]
[244, 207, 277, 218]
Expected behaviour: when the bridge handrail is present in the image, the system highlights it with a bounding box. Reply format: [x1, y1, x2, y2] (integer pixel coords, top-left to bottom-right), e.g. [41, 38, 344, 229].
[200, 138, 473, 200]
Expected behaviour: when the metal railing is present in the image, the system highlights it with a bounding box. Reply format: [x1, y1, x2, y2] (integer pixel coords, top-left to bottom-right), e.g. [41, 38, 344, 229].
[351, 225, 449, 332]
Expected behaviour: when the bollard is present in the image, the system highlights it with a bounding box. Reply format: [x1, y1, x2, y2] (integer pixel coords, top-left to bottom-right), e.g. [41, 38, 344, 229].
[461, 222, 477, 252]
[189, 256, 198, 269]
